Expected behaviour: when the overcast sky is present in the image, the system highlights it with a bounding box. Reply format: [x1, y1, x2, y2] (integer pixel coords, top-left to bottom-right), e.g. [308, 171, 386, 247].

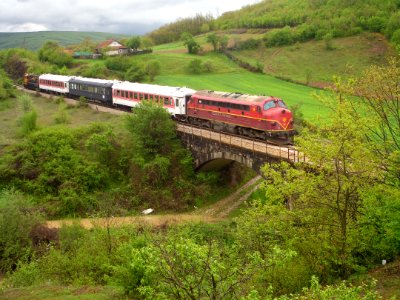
[0, 0, 258, 34]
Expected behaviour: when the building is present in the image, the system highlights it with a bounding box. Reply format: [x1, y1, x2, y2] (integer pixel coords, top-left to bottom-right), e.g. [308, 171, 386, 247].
[97, 39, 129, 56]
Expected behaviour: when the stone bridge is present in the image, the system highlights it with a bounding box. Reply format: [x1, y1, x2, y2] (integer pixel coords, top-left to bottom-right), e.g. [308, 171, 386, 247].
[177, 124, 306, 173]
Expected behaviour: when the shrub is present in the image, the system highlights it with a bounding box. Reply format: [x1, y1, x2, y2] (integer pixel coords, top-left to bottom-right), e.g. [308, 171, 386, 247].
[19, 110, 38, 136]
[53, 103, 70, 124]
[124, 62, 146, 82]
[187, 59, 203, 74]
[264, 26, 294, 47]
[391, 28, 400, 47]
[105, 56, 131, 72]
[0, 189, 42, 273]
[202, 60, 214, 72]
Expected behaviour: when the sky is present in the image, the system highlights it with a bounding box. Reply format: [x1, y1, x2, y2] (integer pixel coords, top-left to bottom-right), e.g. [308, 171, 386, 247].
[0, 0, 258, 34]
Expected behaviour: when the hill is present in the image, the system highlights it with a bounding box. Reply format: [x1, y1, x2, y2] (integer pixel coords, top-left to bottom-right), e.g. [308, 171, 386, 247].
[0, 31, 129, 50]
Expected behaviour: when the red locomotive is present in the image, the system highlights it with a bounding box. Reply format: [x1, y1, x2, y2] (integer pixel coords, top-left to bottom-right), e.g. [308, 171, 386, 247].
[186, 90, 295, 141]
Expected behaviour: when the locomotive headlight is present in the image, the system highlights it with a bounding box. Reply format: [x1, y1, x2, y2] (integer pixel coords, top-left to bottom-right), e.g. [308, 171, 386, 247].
[282, 117, 287, 122]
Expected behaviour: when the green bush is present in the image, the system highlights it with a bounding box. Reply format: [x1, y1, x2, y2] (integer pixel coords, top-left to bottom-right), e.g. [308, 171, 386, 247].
[264, 26, 294, 47]
[0, 189, 42, 273]
[124, 62, 146, 82]
[105, 56, 132, 72]
[53, 103, 70, 124]
[0, 125, 119, 215]
[38, 41, 72, 67]
[0, 70, 15, 100]
[187, 59, 203, 74]
[7, 261, 42, 287]
[19, 110, 38, 136]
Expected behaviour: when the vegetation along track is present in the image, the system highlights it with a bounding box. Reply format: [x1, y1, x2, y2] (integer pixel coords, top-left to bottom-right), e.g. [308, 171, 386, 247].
[46, 175, 263, 229]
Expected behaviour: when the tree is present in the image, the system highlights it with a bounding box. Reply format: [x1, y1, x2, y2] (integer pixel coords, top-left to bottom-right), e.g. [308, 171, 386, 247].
[78, 37, 96, 52]
[206, 33, 219, 51]
[38, 41, 72, 67]
[125, 101, 177, 161]
[145, 61, 160, 82]
[141, 37, 154, 49]
[255, 80, 384, 280]
[218, 35, 229, 51]
[127, 233, 259, 299]
[3, 54, 27, 80]
[346, 58, 400, 183]
[181, 32, 201, 54]
[126, 36, 141, 51]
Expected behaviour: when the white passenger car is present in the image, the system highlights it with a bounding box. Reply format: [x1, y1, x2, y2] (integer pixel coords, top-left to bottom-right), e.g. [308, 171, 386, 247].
[38, 74, 73, 94]
[112, 81, 195, 117]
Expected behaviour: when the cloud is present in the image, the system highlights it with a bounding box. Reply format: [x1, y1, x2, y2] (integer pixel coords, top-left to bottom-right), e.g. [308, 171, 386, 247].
[0, 0, 258, 34]
[1, 22, 48, 32]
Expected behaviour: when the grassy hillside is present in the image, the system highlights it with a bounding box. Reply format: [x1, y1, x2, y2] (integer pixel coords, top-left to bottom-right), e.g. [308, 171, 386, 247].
[0, 31, 129, 50]
[230, 32, 394, 86]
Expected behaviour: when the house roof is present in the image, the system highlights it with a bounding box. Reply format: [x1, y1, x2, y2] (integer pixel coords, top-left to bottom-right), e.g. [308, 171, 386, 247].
[97, 39, 126, 49]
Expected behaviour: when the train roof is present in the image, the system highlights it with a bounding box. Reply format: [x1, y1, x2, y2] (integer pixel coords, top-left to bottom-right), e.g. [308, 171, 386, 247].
[70, 76, 117, 87]
[193, 90, 277, 103]
[39, 74, 74, 82]
[113, 81, 195, 97]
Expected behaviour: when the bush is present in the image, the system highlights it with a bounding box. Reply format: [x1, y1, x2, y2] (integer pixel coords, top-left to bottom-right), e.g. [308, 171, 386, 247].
[7, 261, 42, 287]
[124, 62, 146, 82]
[0, 70, 15, 100]
[264, 26, 294, 47]
[38, 41, 72, 67]
[104, 56, 132, 72]
[235, 38, 262, 50]
[0, 126, 118, 215]
[53, 103, 70, 124]
[187, 59, 203, 74]
[202, 60, 214, 72]
[391, 28, 400, 47]
[19, 110, 38, 136]
[0, 189, 42, 273]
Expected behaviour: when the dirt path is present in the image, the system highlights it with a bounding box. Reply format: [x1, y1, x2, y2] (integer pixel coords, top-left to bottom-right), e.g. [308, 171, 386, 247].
[46, 175, 262, 229]
[196, 175, 262, 218]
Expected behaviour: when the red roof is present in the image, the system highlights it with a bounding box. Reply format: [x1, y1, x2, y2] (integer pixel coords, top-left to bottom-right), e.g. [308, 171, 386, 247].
[97, 39, 126, 49]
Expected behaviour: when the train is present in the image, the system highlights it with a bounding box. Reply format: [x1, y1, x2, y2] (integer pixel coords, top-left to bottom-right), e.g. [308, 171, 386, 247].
[23, 73, 296, 143]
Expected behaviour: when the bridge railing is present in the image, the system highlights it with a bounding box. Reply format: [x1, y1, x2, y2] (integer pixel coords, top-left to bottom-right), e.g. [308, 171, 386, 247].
[177, 124, 307, 163]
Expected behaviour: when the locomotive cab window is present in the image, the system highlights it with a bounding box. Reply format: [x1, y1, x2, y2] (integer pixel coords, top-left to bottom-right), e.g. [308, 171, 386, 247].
[263, 101, 276, 110]
[277, 100, 287, 108]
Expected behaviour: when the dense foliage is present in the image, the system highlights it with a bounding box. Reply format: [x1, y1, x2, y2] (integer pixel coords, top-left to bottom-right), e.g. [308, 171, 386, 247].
[38, 41, 73, 67]
[215, 0, 400, 46]
[148, 14, 214, 45]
